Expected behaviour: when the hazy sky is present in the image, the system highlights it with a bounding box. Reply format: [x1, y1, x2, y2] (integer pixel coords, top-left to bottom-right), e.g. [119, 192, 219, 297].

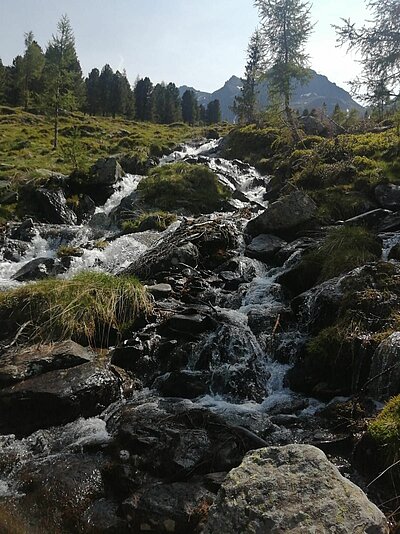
[0, 0, 369, 93]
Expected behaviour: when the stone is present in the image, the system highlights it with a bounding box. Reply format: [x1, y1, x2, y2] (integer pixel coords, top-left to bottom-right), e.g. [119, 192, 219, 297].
[375, 183, 400, 210]
[246, 190, 317, 239]
[164, 313, 215, 335]
[73, 194, 96, 224]
[367, 332, 400, 400]
[11, 257, 64, 281]
[121, 482, 213, 534]
[147, 283, 173, 298]
[153, 370, 211, 399]
[0, 341, 94, 387]
[9, 218, 36, 241]
[0, 362, 120, 437]
[90, 157, 124, 186]
[388, 243, 400, 260]
[203, 445, 389, 534]
[0, 454, 106, 533]
[245, 234, 287, 262]
[20, 187, 78, 225]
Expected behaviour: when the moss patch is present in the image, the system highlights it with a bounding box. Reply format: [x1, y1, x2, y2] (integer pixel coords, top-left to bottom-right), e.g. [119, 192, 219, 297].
[137, 162, 231, 213]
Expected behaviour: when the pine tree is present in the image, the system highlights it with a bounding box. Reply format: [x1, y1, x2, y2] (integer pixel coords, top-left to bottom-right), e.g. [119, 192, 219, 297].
[41, 14, 84, 148]
[199, 104, 207, 124]
[164, 82, 182, 123]
[232, 30, 263, 124]
[5, 56, 24, 106]
[152, 83, 167, 123]
[254, 0, 314, 132]
[182, 89, 198, 124]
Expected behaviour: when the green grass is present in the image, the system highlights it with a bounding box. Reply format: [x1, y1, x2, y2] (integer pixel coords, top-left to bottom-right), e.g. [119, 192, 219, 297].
[121, 211, 177, 233]
[56, 245, 83, 258]
[0, 106, 229, 183]
[137, 162, 231, 213]
[0, 271, 152, 346]
[301, 225, 382, 283]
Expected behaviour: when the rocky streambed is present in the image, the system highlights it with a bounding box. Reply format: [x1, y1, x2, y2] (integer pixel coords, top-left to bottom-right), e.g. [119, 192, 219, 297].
[0, 139, 397, 532]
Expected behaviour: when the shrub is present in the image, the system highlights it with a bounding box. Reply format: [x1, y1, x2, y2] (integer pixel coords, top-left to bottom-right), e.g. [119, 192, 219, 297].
[138, 162, 231, 213]
[121, 211, 177, 233]
[0, 271, 152, 346]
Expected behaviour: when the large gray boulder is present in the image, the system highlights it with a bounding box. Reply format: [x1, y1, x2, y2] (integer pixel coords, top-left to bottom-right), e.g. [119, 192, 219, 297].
[90, 157, 124, 185]
[246, 190, 317, 238]
[0, 341, 94, 387]
[367, 332, 400, 400]
[20, 187, 78, 225]
[0, 362, 120, 437]
[203, 445, 389, 534]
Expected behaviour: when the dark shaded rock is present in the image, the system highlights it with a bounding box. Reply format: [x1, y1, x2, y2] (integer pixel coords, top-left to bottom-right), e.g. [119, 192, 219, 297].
[344, 208, 392, 229]
[122, 482, 213, 534]
[0, 340, 94, 387]
[388, 243, 400, 260]
[9, 218, 36, 241]
[273, 237, 318, 266]
[1, 239, 30, 262]
[154, 370, 211, 398]
[20, 187, 78, 225]
[122, 217, 238, 279]
[164, 313, 215, 336]
[81, 498, 129, 534]
[246, 190, 317, 239]
[245, 234, 287, 262]
[375, 183, 400, 210]
[367, 332, 400, 400]
[0, 362, 120, 437]
[0, 454, 106, 533]
[90, 157, 124, 186]
[203, 445, 388, 534]
[119, 154, 157, 175]
[73, 194, 96, 224]
[378, 212, 400, 232]
[11, 257, 65, 281]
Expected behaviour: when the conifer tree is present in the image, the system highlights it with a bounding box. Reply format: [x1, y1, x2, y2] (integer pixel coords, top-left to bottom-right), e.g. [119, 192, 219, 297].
[41, 14, 84, 148]
[206, 99, 221, 124]
[182, 89, 198, 124]
[134, 77, 153, 121]
[254, 0, 314, 132]
[21, 31, 45, 110]
[335, 0, 400, 103]
[232, 30, 263, 124]
[85, 68, 101, 115]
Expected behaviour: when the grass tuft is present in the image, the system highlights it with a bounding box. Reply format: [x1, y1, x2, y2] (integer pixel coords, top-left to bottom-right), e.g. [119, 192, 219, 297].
[0, 271, 152, 346]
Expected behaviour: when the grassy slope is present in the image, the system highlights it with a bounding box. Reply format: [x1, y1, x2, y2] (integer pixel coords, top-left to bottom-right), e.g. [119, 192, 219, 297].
[0, 106, 231, 183]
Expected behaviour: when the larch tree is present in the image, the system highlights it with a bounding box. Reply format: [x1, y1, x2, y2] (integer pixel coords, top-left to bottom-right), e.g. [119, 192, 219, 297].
[335, 0, 400, 106]
[254, 0, 314, 132]
[41, 14, 83, 149]
[232, 29, 264, 124]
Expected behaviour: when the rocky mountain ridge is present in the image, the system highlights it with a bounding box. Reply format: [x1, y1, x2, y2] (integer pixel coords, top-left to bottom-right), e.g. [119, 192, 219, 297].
[179, 70, 364, 122]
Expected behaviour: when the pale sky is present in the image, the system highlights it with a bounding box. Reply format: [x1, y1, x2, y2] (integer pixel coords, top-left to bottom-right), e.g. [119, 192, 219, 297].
[0, 0, 369, 93]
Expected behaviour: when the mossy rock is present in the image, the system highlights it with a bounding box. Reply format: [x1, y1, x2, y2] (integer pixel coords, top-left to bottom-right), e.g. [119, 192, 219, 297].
[121, 211, 177, 233]
[138, 162, 231, 214]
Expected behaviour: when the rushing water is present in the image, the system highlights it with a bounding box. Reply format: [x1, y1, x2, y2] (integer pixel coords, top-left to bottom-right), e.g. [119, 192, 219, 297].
[0, 139, 320, 417]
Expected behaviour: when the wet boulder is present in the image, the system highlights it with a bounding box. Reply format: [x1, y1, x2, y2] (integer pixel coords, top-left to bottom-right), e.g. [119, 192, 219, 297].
[367, 332, 400, 400]
[72, 194, 96, 223]
[90, 157, 124, 186]
[8, 218, 36, 241]
[11, 256, 65, 281]
[121, 482, 213, 534]
[246, 190, 317, 239]
[0, 341, 94, 387]
[154, 370, 211, 399]
[388, 243, 400, 260]
[0, 453, 106, 533]
[0, 362, 120, 437]
[203, 445, 389, 534]
[245, 234, 287, 263]
[20, 187, 78, 225]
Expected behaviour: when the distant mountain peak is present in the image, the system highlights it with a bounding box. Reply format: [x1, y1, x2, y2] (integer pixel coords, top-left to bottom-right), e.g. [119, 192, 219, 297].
[179, 71, 362, 122]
